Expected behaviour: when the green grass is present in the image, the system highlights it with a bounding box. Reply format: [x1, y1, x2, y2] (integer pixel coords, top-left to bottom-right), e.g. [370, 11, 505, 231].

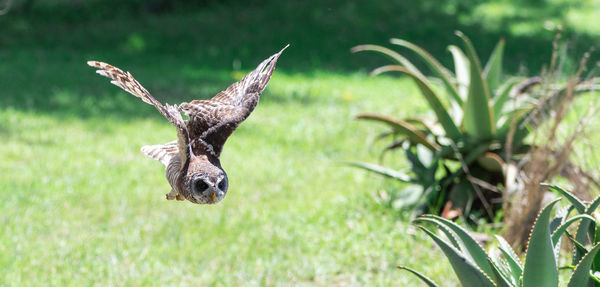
[0, 11, 449, 282]
[0, 66, 460, 286]
[1, 1, 600, 286]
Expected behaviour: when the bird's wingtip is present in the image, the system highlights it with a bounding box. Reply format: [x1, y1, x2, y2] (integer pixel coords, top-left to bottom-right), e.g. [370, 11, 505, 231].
[87, 60, 105, 68]
[274, 44, 290, 56]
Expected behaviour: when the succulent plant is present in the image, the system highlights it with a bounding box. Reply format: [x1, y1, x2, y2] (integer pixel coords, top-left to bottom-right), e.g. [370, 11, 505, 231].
[350, 31, 598, 221]
[401, 185, 600, 286]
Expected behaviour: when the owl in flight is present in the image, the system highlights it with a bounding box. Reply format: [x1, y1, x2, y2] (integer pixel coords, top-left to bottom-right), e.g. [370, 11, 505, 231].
[87, 45, 287, 204]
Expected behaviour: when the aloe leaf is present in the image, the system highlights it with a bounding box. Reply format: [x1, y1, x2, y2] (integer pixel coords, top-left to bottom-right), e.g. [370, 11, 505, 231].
[586, 195, 600, 214]
[550, 216, 564, 239]
[522, 198, 561, 287]
[594, 246, 600, 281]
[576, 195, 600, 263]
[544, 184, 586, 213]
[397, 266, 439, 287]
[575, 219, 596, 265]
[448, 45, 470, 100]
[551, 206, 574, 261]
[488, 258, 515, 287]
[490, 252, 514, 284]
[418, 226, 496, 287]
[351, 45, 420, 73]
[495, 235, 523, 284]
[455, 32, 484, 76]
[495, 106, 532, 143]
[462, 143, 490, 166]
[567, 244, 600, 287]
[419, 215, 495, 278]
[414, 217, 462, 250]
[455, 31, 494, 140]
[356, 113, 441, 151]
[483, 39, 505, 95]
[545, 184, 598, 264]
[567, 231, 590, 265]
[344, 162, 412, 182]
[374, 130, 395, 143]
[390, 38, 463, 106]
[596, 221, 600, 247]
[380, 140, 405, 158]
[370, 65, 462, 140]
[551, 214, 594, 247]
[404, 117, 435, 133]
[477, 152, 504, 172]
[492, 77, 519, 121]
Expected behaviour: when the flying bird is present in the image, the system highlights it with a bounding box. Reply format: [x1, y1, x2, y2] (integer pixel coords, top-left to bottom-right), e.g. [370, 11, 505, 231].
[87, 46, 287, 204]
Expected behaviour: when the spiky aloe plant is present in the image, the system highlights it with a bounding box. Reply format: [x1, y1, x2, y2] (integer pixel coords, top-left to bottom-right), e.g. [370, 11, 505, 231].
[401, 185, 600, 286]
[349, 32, 594, 220]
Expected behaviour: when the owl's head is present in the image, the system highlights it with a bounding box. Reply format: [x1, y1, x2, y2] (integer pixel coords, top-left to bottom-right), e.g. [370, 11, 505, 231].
[180, 155, 228, 204]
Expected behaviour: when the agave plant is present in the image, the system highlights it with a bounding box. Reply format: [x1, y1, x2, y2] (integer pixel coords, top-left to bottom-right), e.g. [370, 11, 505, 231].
[350, 32, 548, 220]
[401, 185, 600, 286]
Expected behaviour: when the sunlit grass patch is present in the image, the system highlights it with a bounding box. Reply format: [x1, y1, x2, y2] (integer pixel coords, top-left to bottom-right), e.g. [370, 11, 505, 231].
[0, 66, 460, 285]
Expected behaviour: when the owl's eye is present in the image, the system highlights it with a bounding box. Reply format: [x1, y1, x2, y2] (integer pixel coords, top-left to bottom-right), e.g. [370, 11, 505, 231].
[218, 179, 226, 190]
[195, 179, 209, 192]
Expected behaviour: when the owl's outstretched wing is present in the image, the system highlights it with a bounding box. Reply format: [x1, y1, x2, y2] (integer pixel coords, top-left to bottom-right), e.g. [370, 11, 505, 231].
[87, 61, 190, 164]
[180, 45, 287, 156]
[87, 61, 187, 131]
[210, 44, 289, 109]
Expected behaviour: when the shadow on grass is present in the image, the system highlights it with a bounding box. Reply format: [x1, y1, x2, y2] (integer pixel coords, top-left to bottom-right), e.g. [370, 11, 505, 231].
[0, 55, 325, 122]
[0, 0, 598, 121]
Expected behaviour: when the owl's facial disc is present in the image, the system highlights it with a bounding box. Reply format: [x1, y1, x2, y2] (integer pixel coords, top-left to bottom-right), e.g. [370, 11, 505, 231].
[190, 175, 227, 204]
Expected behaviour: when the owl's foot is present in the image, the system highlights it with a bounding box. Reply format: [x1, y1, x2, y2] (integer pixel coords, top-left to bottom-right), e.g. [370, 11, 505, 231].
[166, 189, 178, 200]
[165, 189, 186, 201]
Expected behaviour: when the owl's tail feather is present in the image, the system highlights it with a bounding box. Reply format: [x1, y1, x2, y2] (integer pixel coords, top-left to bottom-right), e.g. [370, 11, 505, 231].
[141, 140, 179, 167]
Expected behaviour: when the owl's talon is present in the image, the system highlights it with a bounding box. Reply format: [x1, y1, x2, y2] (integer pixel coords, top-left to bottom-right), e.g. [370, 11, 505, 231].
[166, 189, 178, 200]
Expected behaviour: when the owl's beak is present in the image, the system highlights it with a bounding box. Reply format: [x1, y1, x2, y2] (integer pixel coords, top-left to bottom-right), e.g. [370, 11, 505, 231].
[211, 192, 216, 202]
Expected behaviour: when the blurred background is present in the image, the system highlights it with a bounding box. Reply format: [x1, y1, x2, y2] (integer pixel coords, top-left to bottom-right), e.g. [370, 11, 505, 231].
[1, 0, 599, 286]
[2, 0, 599, 116]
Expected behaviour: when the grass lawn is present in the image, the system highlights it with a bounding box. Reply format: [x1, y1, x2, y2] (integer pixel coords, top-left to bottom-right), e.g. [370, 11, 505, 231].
[1, 1, 599, 286]
[0, 10, 453, 286]
[0, 52, 459, 286]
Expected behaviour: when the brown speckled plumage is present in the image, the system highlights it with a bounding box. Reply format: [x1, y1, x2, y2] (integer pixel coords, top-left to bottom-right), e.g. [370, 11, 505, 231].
[87, 45, 287, 204]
